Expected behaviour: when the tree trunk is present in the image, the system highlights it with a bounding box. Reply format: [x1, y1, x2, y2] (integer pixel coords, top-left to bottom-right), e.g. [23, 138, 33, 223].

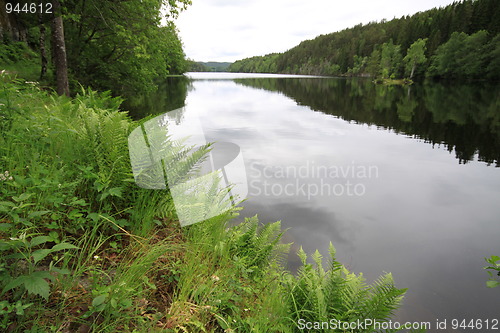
[39, 14, 47, 81]
[410, 62, 416, 79]
[51, 0, 70, 96]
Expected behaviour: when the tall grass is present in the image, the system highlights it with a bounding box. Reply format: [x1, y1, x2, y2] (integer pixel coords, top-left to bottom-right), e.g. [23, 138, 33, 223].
[0, 74, 412, 332]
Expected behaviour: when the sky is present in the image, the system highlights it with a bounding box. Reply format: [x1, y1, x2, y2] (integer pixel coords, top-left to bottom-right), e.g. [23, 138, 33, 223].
[175, 0, 458, 63]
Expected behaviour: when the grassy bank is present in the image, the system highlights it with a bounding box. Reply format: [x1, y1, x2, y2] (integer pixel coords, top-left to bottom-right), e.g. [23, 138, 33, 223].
[0, 71, 411, 332]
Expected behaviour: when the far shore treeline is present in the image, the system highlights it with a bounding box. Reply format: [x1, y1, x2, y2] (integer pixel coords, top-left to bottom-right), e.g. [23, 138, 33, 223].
[229, 0, 500, 81]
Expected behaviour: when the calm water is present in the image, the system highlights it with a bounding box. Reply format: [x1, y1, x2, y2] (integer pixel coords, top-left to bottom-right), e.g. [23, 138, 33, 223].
[127, 73, 500, 330]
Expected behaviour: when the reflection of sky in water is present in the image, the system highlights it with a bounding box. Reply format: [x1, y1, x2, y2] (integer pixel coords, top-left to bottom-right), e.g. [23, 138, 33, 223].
[182, 76, 500, 327]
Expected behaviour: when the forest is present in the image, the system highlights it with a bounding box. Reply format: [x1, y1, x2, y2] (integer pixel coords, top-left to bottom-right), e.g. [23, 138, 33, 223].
[0, 0, 190, 96]
[229, 0, 500, 81]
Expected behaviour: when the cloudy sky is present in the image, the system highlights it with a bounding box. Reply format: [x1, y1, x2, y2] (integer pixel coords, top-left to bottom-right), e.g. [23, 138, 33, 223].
[176, 0, 457, 63]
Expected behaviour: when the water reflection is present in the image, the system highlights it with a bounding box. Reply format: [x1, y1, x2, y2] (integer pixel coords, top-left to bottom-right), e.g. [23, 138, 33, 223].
[123, 76, 190, 119]
[234, 77, 500, 166]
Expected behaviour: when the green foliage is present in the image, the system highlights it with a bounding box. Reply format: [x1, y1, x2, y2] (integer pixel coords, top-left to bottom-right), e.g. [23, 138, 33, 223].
[484, 255, 500, 288]
[0, 300, 33, 330]
[0, 0, 190, 95]
[348, 55, 368, 76]
[170, 215, 289, 332]
[404, 38, 428, 78]
[192, 61, 232, 72]
[229, 53, 280, 73]
[0, 231, 75, 301]
[0, 42, 41, 81]
[379, 41, 403, 79]
[63, 0, 190, 94]
[284, 244, 406, 333]
[187, 60, 211, 72]
[227, 216, 289, 279]
[231, 0, 500, 80]
[0, 42, 37, 65]
[428, 30, 497, 79]
[168, 216, 408, 332]
[123, 76, 190, 119]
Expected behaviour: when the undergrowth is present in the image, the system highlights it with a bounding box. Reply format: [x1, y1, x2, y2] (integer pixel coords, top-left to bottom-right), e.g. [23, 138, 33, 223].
[0, 72, 413, 332]
[0, 41, 45, 82]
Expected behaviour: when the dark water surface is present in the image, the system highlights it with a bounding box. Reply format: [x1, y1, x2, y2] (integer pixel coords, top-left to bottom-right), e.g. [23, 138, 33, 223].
[128, 73, 500, 330]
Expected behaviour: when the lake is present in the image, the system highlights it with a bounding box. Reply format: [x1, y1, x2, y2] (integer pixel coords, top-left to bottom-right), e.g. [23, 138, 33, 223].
[126, 72, 500, 330]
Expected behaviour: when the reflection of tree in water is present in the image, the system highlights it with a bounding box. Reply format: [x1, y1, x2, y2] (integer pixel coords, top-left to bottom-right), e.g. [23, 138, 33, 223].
[234, 78, 500, 166]
[123, 76, 191, 120]
[396, 88, 418, 123]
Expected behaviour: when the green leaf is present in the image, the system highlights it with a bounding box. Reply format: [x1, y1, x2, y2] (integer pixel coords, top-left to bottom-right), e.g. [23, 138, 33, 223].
[5, 253, 24, 260]
[22, 275, 50, 299]
[32, 249, 53, 264]
[70, 198, 88, 206]
[2, 276, 26, 294]
[108, 187, 123, 198]
[68, 210, 83, 219]
[87, 213, 100, 222]
[50, 267, 70, 275]
[51, 242, 79, 252]
[486, 280, 500, 288]
[12, 193, 34, 202]
[28, 211, 51, 219]
[14, 301, 33, 315]
[110, 297, 117, 308]
[31, 271, 55, 282]
[17, 202, 35, 209]
[92, 294, 107, 307]
[30, 236, 53, 247]
[488, 255, 500, 263]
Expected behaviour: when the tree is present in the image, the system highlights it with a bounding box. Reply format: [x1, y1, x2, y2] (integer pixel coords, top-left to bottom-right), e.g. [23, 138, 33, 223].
[403, 38, 428, 79]
[54, 0, 191, 94]
[51, 0, 69, 96]
[379, 40, 402, 78]
[428, 32, 467, 78]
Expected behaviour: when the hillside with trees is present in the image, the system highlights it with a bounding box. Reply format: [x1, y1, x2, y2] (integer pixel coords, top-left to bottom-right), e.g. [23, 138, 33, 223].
[229, 0, 500, 80]
[187, 61, 232, 72]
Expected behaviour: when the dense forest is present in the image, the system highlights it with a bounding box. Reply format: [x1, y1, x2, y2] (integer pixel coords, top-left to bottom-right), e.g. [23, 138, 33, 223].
[0, 0, 190, 95]
[229, 0, 500, 80]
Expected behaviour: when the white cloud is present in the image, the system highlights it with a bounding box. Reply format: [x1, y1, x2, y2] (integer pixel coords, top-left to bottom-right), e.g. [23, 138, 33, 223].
[176, 0, 457, 62]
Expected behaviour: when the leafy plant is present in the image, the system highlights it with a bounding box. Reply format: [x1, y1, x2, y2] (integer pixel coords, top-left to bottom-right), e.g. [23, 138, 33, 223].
[484, 255, 500, 288]
[0, 300, 33, 330]
[284, 244, 406, 333]
[228, 216, 289, 280]
[0, 232, 77, 300]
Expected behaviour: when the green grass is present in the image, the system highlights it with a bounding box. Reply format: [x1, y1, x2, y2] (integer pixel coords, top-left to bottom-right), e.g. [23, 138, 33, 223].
[0, 42, 48, 82]
[0, 71, 411, 332]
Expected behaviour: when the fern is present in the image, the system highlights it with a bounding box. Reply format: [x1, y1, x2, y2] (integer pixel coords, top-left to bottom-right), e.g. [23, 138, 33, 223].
[285, 244, 406, 333]
[228, 217, 289, 278]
